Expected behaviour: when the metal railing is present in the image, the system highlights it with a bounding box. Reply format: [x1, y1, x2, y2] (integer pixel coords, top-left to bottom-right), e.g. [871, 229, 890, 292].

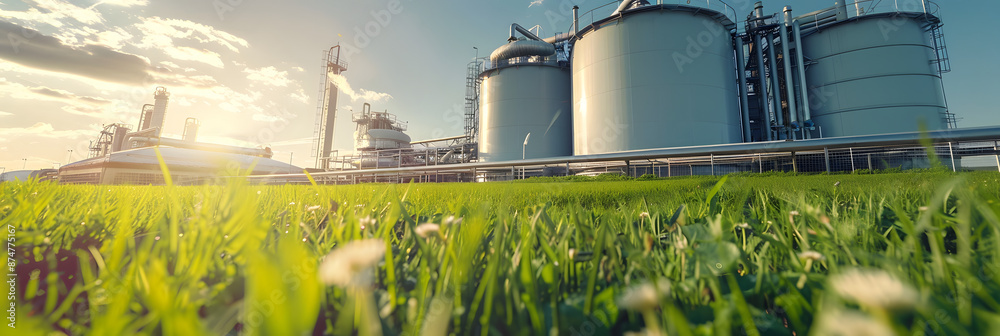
[572, 0, 737, 35]
[483, 54, 560, 71]
[796, 0, 940, 28]
[246, 127, 1000, 185]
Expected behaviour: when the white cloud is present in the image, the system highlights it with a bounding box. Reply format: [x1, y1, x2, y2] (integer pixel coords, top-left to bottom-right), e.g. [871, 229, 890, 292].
[0, 122, 94, 142]
[327, 74, 392, 102]
[134, 17, 249, 68]
[0, 78, 112, 107]
[0, 0, 105, 29]
[244, 66, 292, 87]
[290, 89, 309, 104]
[92, 0, 149, 7]
[252, 113, 284, 122]
[88, 28, 134, 49]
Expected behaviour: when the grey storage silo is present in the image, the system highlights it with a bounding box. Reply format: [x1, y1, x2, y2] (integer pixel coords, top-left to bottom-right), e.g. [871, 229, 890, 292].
[479, 40, 573, 162]
[801, 13, 946, 137]
[572, 4, 741, 155]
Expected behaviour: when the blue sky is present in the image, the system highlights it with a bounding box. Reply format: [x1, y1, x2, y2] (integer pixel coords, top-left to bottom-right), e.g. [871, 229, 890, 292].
[0, 0, 997, 170]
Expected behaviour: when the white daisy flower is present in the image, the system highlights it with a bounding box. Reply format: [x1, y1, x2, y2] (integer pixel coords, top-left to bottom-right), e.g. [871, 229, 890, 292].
[414, 223, 441, 238]
[813, 309, 893, 336]
[318, 239, 386, 287]
[617, 279, 671, 312]
[799, 251, 825, 261]
[829, 268, 919, 311]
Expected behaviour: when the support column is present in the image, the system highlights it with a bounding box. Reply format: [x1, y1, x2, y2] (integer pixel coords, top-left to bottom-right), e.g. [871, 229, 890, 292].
[949, 142, 957, 172]
[766, 32, 785, 139]
[823, 147, 831, 173]
[791, 151, 798, 173]
[710, 154, 716, 176]
[735, 36, 752, 142]
[849, 148, 856, 172]
[995, 141, 999, 173]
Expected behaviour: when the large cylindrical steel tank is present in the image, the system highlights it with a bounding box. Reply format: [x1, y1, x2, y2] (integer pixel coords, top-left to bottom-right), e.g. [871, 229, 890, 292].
[802, 13, 946, 137]
[572, 4, 740, 155]
[479, 40, 573, 162]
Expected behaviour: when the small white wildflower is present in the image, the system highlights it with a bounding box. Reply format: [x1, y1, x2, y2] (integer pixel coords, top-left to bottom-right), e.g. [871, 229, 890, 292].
[359, 216, 376, 230]
[829, 268, 919, 311]
[639, 212, 650, 220]
[443, 215, 463, 226]
[306, 205, 321, 212]
[813, 309, 893, 336]
[673, 234, 688, 250]
[414, 223, 441, 238]
[799, 251, 825, 261]
[318, 239, 386, 287]
[618, 279, 671, 312]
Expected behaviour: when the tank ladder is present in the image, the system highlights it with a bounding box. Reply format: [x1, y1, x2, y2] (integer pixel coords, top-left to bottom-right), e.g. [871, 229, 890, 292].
[928, 24, 957, 128]
[464, 59, 482, 144]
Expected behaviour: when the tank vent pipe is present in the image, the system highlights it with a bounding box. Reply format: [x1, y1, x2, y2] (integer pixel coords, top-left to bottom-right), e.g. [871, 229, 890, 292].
[572, 6, 579, 33]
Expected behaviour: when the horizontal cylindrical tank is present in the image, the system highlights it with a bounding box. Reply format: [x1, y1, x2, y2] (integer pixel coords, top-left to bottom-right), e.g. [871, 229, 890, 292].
[572, 5, 741, 155]
[479, 41, 573, 162]
[802, 13, 946, 137]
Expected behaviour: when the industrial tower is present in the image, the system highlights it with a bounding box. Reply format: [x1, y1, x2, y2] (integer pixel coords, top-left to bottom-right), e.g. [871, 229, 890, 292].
[313, 45, 348, 170]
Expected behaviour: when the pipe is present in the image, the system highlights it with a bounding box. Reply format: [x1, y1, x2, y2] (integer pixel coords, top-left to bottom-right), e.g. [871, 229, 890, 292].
[754, 33, 772, 141]
[542, 32, 575, 44]
[794, 12, 836, 27]
[753, 2, 765, 22]
[490, 39, 556, 62]
[611, 0, 642, 16]
[573, 5, 579, 33]
[508, 23, 542, 41]
[780, 7, 798, 136]
[792, 20, 813, 138]
[735, 36, 751, 142]
[766, 32, 785, 139]
[834, 0, 849, 21]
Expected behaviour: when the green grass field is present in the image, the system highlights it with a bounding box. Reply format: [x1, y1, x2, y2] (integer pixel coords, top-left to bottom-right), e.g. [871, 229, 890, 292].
[4, 171, 1000, 335]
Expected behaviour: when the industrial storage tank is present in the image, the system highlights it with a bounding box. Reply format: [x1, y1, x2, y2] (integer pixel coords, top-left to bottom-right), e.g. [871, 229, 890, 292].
[572, 2, 741, 155]
[801, 11, 947, 137]
[479, 39, 573, 162]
